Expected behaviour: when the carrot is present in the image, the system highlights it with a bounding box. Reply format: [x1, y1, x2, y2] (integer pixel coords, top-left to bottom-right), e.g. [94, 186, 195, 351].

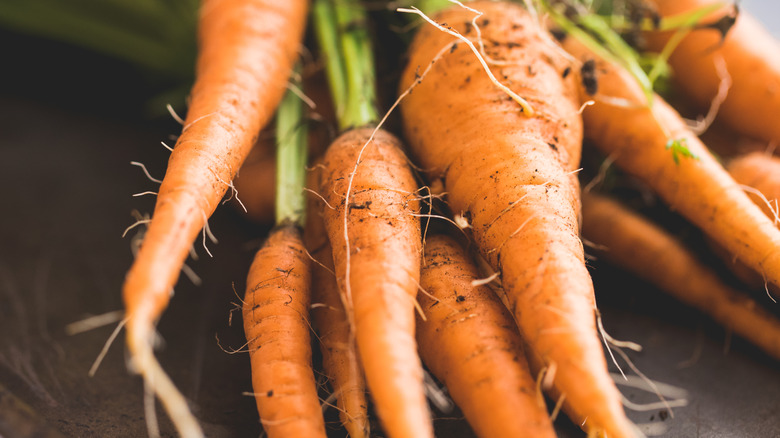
[399, 3, 634, 436]
[121, 0, 307, 434]
[317, 128, 427, 437]
[642, 0, 780, 146]
[242, 225, 326, 437]
[581, 192, 780, 361]
[727, 152, 780, 221]
[241, 72, 327, 437]
[562, 36, 780, 292]
[303, 164, 369, 438]
[707, 152, 780, 295]
[312, 1, 430, 436]
[417, 234, 556, 438]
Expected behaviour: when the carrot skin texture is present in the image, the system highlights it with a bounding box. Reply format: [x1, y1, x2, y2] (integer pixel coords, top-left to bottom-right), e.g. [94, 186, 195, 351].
[318, 127, 430, 438]
[643, 0, 780, 145]
[564, 38, 780, 292]
[243, 225, 328, 438]
[417, 235, 556, 438]
[400, 3, 633, 436]
[304, 167, 369, 438]
[123, 0, 308, 344]
[581, 193, 780, 361]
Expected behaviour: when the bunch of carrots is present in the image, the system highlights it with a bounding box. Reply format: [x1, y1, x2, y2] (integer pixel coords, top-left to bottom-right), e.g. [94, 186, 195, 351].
[101, 0, 780, 436]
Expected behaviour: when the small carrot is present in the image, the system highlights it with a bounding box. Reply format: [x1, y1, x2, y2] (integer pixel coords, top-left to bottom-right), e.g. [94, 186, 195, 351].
[417, 234, 556, 438]
[312, 1, 430, 436]
[242, 75, 327, 438]
[121, 0, 307, 434]
[563, 36, 780, 292]
[242, 226, 326, 437]
[581, 192, 780, 361]
[303, 164, 369, 438]
[642, 0, 780, 146]
[399, 3, 634, 436]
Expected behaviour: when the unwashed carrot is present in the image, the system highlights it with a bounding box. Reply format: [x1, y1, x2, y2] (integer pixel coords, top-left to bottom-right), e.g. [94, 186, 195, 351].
[242, 225, 327, 437]
[312, 1, 430, 436]
[121, 1, 307, 434]
[399, 2, 634, 436]
[581, 192, 780, 361]
[241, 70, 326, 437]
[303, 164, 369, 438]
[642, 0, 780, 145]
[563, 36, 780, 292]
[317, 128, 427, 438]
[417, 234, 556, 438]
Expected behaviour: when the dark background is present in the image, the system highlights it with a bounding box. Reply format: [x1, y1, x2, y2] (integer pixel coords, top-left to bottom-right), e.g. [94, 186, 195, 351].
[1, 1, 778, 437]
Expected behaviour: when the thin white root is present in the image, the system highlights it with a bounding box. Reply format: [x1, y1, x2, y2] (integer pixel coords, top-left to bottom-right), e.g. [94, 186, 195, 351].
[423, 370, 454, 413]
[122, 219, 151, 238]
[133, 191, 159, 197]
[65, 310, 124, 335]
[397, 5, 535, 116]
[286, 82, 317, 109]
[131, 161, 163, 184]
[89, 318, 127, 377]
[161, 141, 174, 152]
[166, 104, 185, 125]
[135, 344, 204, 438]
[686, 54, 731, 135]
[144, 379, 162, 438]
[470, 272, 499, 287]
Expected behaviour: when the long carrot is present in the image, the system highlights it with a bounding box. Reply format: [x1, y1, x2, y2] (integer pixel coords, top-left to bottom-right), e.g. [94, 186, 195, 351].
[562, 36, 780, 292]
[303, 163, 369, 438]
[122, 0, 307, 435]
[312, 1, 430, 436]
[417, 234, 556, 438]
[581, 192, 780, 361]
[642, 0, 780, 145]
[399, 2, 634, 436]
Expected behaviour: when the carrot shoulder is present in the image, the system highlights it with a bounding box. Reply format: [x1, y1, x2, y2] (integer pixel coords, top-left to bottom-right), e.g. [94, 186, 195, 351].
[400, 3, 633, 436]
[563, 37, 780, 292]
[643, 0, 780, 145]
[581, 192, 780, 361]
[417, 234, 556, 438]
[121, 0, 307, 433]
[243, 225, 327, 437]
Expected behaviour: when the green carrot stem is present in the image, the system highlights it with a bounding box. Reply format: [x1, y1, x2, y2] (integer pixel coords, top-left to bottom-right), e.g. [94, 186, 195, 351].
[314, 0, 379, 130]
[275, 69, 308, 227]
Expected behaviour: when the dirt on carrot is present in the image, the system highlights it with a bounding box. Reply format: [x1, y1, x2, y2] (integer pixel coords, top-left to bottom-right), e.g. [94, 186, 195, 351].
[581, 192, 780, 361]
[399, 2, 634, 436]
[417, 234, 556, 438]
[121, 0, 308, 434]
[316, 127, 429, 438]
[242, 224, 327, 438]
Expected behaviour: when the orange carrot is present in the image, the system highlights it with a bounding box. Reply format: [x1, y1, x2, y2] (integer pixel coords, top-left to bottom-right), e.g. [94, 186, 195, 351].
[581, 192, 780, 361]
[417, 234, 556, 438]
[711, 152, 780, 295]
[121, 0, 308, 434]
[242, 225, 327, 437]
[642, 0, 780, 145]
[312, 0, 431, 435]
[399, 3, 634, 436]
[563, 36, 780, 292]
[303, 165, 369, 438]
[317, 127, 428, 438]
